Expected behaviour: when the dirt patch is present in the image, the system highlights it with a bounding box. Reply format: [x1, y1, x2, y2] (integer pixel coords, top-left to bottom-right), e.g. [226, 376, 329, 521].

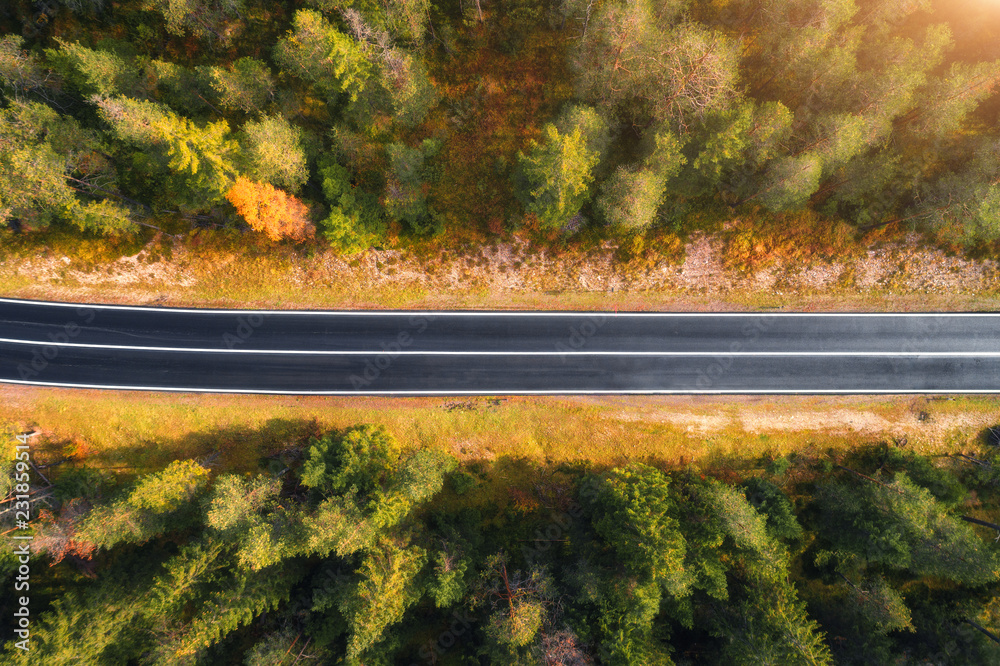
[15, 249, 196, 289]
[449, 440, 498, 461]
[615, 410, 733, 435]
[578, 394, 1000, 451]
[739, 409, 897, 435]
[676, 234, 732, 291]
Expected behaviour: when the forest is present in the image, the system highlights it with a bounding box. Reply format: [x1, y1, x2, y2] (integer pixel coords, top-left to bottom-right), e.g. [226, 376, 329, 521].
[4, 0, 1000, 661]
[3, 423, 1000, 663]
[1, 0, 1000, 248]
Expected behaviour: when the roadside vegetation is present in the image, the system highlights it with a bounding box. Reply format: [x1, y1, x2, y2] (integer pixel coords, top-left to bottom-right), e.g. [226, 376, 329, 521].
[3, 413, 1000, 663]
[4, 0, 1000, 661]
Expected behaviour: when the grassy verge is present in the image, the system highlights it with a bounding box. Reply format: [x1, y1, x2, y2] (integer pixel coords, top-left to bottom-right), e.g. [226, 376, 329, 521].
[2, 215, 998, 311]
[3, 387, 995, 483]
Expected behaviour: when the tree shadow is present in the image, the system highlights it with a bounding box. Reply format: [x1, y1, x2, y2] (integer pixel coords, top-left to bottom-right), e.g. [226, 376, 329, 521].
[76, 417, 326, 479]
[977, 424, 1000, 449]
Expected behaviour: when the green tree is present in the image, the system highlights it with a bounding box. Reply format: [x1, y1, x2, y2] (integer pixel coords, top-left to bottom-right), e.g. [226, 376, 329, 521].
[382, 139, 440, 233]
[274, 9, 371, 103]
[592, 465, 691, 594]
[573, 2, 739, 130]
[740, 476, 803, 542]
[300, 425, 396, 503]
[204, 474, 281, 543]
[712, 583, 833, 666]
[339, 8, 438, 126]
[597, 129, 685, 229]
[319, 159, 385, 252]
[337, 541, 427, 662]
[815, 471, 1000, 584]
[0, 35, 54, 102]
[907, 60, 1000, 139]
[45, 39, 144, 99]
[95, 95, 238, 211]
[4, 576, 154, 662]
[0, 100, 135, 233]
[237, 114, 308, 192]
[914, 137, 1000, 244]
[142, 0, 246, 43]
[204, 57, 274, 113]
[426, 549, 469, 608]
[696, 479, 832, 665]
[149, 563, 304, 663]
[74, 460, 210, 552]
[517, 106, 609, 230]
[473, 553, 556, 660]
[146, 59, 211, 114]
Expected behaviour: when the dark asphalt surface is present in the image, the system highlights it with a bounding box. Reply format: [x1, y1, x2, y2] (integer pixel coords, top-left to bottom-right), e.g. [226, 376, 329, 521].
[1, 298, 998, 394]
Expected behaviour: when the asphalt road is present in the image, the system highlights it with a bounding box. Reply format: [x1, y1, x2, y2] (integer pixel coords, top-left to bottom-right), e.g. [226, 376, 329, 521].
[1, 297, 998, 394]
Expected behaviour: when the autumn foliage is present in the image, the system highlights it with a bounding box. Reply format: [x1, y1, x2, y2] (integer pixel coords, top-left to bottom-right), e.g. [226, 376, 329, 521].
[225, 176, 314, 242]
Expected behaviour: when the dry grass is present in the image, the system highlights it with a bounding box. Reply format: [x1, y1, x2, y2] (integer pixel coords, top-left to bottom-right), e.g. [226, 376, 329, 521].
[2, 387, 995, 483]
[2, 221, 999, 312]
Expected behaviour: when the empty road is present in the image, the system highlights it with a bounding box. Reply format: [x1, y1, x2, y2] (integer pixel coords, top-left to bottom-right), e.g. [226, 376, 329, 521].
[0, 298, 998, 394]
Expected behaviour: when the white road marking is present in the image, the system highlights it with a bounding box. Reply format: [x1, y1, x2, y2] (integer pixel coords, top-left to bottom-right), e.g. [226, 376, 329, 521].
[1, 297, 997, 316]
[0, 337, 997, 356]
[0, 378, 995, 395]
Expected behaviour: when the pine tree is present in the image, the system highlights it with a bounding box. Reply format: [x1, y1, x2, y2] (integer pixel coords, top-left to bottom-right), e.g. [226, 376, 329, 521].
[96, 95, 238, 210]
[597, 128, 685, 229]
[0, 35, 53, 101]
[45, 39, 144, 98]
[815, 471, 1000, 585]
[74, 459, 210, 553]
[204, 57, 274, 113]
[338, 540, 427, 661]
[382, 139, 440, 232]
[517, 106, 609, 230]
[204, 474, 281, 542]
[339, 8, 438, 126]
[319, 159, 386, 252]
[142, 0, 246, 44]
[147, 59, 211, 114]
[273, 9, 371, 103]
[0, 100, 135, 233]
[591, 464, 691, 596]
[573, 2, 739, 130]
[237, 115, 308, 192]
[149, 562, 304, 663]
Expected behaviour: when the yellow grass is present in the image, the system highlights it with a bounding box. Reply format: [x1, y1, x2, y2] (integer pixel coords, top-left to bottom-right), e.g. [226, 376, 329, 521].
[3, 220, 1000, 313]
[2, 387, 996, 483]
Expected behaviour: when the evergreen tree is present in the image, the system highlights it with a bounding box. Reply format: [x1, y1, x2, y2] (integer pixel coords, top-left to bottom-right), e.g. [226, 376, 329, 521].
[0, 35, 54, 102]
[517, 106, 609, 230]
[273, 9, 371, 103]
[815, 471, 1000, 584]
[592, 464, 691, 595]
[597, 128, 685, 229]
[319, 159, 385, 252]
[45, 39, 145, 99]
[74, 459, 210, 552]
[147, 59, 211, 114]
[95, 96, 238, 211]
[382, 139, 440, 233]
[337, 540, 427, 662]
[237, 114, 308, 192]
[0, 100, 135, 233]
[142, 0, 246, 44]
[204, 57, 274, 114]
[573, 2, 739, 131]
